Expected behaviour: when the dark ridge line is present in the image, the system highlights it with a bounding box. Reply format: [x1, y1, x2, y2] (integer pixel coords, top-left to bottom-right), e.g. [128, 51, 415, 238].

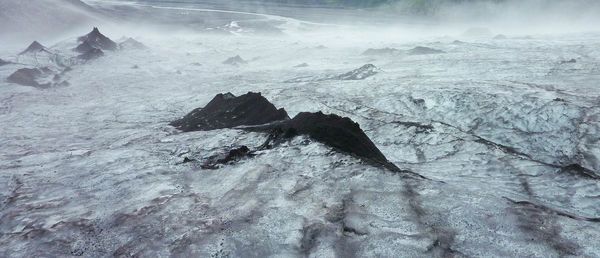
[504, 197, 600, 223]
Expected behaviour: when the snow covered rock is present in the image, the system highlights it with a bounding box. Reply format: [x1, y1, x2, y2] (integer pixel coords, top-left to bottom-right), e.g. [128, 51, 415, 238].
[362, 47, 399, 56]
[18, 41, 49, 55]
[408, 46, 445, 55]
[118, 38, 147, 50]
[170, 92, 290, 132]
[76, 27, 117, 52]
[334, 64, 381, 80]
[222, 55, 247, 66]
[6, 67, 54, 88]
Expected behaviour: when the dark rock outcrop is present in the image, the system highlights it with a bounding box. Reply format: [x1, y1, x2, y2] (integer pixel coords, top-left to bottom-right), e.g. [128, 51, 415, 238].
[408, 46, 445, 55]
[202, 146, 253, 169]
[76, 27, 117, 51]
[7, 67, 53, 88]
[19, 41, 48, 55]
[222, 55, 247, 66]
[279, 112, 394, 168]
[334, 64, 380, 80]
[294, 63, 309, 68]
[362, 48, 398, 56]
[77, 48, 104, 60]
[170, 92, 290, 132]
[172, 92, 409, 173]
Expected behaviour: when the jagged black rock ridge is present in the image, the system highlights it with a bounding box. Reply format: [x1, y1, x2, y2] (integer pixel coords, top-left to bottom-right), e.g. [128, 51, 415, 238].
[408, 46, 445, 55]
[268, 111, 401, 171]
[78, 48, 104, 60]
[19, 41, 48, 55]
[170, 92, 290, 132]
[172, 92, 410, 173]
[76, 27, 117, 51]
[334, 64, 380, 80]
[7, 67, 53, 88]
[119, 38, 147, 50]
[222, 55, 247, 66]
[362, 48, 399, 56]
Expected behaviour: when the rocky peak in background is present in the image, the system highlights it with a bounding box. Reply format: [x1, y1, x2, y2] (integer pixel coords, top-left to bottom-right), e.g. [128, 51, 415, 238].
[77, 27, 117, 51]
[19, 41, 49, 55]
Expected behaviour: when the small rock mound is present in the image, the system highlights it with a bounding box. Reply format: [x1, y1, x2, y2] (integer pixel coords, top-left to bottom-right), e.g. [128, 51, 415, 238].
[408, 46, 445, 55]
[335, 64, 380, 80]
[0, 58, 10, 66]
[294, 63, 309, 68]
[76, 27, 117, 51]
[119, 38, 147, 50]
[170, 92, 290, 132]
[494, 34, 508, 40]
[19, 41, 48, 55]
[222, 55, 247, 66]
[202, 146, 254, 169]
[7, 67, 53, 88]
[560, 59, 577, 64]
[78, 48, 104, 60]
[362, 48, 398, 56]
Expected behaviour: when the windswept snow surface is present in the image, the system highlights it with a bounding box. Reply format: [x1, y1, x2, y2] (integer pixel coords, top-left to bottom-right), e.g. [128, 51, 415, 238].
[1, 1, 600, 257]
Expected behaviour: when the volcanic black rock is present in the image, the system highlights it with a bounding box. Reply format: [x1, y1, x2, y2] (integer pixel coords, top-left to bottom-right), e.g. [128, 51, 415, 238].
[265, 111, 400, 171]
[170, 92, 290, 132]
[362, 48, 399, 56]
[7, 67, 53, 88]
[335, 64, 380, 80]
[77, 48, 104, 60]
[77, 27, 117, 51]
[408, 46, 445, 55]
[223, 55, 247, 66]
[201, 146, 254, 169]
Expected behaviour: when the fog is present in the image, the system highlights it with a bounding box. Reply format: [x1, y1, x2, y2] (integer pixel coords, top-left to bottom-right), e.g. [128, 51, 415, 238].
[1, 0, 599, 257]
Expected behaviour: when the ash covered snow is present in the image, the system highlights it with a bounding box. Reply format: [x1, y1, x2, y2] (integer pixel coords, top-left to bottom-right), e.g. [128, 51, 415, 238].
[1, 0, 600, 257]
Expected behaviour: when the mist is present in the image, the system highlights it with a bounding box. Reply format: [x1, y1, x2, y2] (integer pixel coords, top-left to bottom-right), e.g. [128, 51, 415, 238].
[1, 0, 600, 257]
